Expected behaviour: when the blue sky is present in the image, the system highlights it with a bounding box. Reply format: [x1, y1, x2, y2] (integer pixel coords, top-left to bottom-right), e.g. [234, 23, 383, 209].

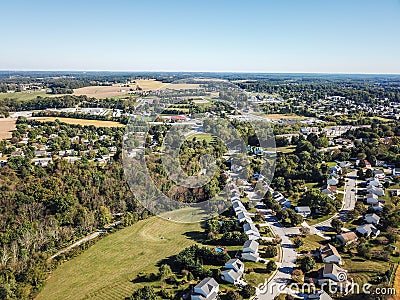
[1, 0, 400, 73]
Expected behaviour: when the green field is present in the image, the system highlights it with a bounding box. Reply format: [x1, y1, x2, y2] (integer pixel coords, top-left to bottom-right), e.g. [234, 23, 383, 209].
[0, 91, 48, 101]
[37, 216, 203, 300]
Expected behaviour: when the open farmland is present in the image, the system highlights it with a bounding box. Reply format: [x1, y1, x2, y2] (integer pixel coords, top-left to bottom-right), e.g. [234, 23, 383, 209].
[0, 118, 16, 140]
[32, 117, 125, 127]
[36, 216, 202, 300]
[73, 86, 133, 98]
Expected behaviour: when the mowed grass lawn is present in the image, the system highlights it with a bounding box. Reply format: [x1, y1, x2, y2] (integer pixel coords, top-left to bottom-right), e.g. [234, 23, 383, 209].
[32, 117, 125, 128]
[37, 217, 203, 300]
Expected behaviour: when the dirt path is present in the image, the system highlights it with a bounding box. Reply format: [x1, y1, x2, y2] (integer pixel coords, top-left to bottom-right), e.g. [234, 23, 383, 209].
[49, 220, 122, 260]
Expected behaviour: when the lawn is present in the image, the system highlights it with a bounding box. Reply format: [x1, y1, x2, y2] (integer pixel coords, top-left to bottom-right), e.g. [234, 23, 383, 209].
[0, 118, 16, 140]
[32, 117, 125, 128]
[296, 235, 326, 253]
[276, 145, 296, 153]
[190, 133, 215, 143]
[36, 216, 203, 300]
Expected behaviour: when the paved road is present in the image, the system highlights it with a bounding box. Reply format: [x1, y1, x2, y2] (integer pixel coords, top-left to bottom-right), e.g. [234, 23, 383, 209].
[254, 203, 297, 300]
[311, 170, 358, 233]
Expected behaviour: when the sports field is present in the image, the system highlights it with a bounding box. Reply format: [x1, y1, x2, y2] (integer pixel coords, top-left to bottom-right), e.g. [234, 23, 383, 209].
[36, 216, 202, 300]
[32, 117, 125, 127]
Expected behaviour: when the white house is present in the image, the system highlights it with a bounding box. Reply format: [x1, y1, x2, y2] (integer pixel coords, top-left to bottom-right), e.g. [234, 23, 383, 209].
[367, 186, 384, 197]
[368, 179, 381, 187]
[191, 277, 219, 300]
[364, 213, 380, 225]
[319, 244, 342, 265]
[320, 263, 348, 282]
[241, 240, 259, 262]
[237, 211, 252, 224]
[295, 206, 312, 218]
[366, 193, 379, 205]
[243, 222, 260, 240]
[221, 259, 244, 284]
[356, 224, 380, 238]
[370, 202, 385, 212]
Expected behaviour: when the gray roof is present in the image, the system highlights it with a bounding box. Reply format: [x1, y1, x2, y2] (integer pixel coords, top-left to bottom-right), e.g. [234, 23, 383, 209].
[243, 240, 259, 252]
[296, 206, 311, 212]
[194, 277, 218, 295]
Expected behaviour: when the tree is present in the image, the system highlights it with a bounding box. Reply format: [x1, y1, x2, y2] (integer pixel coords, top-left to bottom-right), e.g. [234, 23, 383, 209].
[129, 286, 158, 300]
[331, 218, 344, 233]
[226, 290, 243, 300]
[291, 269, 304, 283]
[300, 256, 316, 273]
[264, 246, 278, 258]
[266, 260, 277, 273]
[158, 264, 173, 281]
[293, 237, 304, 248]
[241, 285, 256, 298]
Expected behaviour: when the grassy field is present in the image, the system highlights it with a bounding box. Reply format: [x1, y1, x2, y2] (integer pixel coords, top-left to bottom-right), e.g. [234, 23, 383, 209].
[37, 216, 203, 300]
[0, 91, 48, 101]
[342, 254, 390, 286]
[0, 118, 16, 140]
[393, 265, 400, 300]
[190, 133, 215, 143]
[276, 145, 296, 153]
[32, 117, 125, 128]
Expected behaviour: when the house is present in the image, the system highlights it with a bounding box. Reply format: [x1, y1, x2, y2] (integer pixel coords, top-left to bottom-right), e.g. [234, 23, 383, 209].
[338, 161, 352, 168]
[321, 188, 336, 200]
[191, 277, 219, 300]
[370, 202, 385, 212]
[220, 259, 244, 284]
[319, 244, 342, 265]
[365, 193, 379, 205]
[330, 165, 342, 174]
[374, 169, 385, 179]
[367, 186, 384, 197]
[295, 206, 312, 218]
[319, 263, 347, 283]
[368, 179, 381, 187]
[336, 232, 358, 246]
[32, 158, 52, 167]
[327, 177, 339, 186]
[356, 224, 380, 238]
[364, 160, 372, 169]
[241, 240, 259, 262]
[318, 263, 350, 292]
[232, 200, 245, 213]
[393, 168, 400, 176]
[364, 213, 380, 225]
[243, 222, 260, 240]
[237, 211, 252, 224]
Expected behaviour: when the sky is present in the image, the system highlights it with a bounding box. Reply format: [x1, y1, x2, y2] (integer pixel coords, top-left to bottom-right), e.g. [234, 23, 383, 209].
[1, 0, 400, 73]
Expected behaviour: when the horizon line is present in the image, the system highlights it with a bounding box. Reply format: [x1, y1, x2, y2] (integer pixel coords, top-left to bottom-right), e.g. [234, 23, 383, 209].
[1, 69, 400, 75]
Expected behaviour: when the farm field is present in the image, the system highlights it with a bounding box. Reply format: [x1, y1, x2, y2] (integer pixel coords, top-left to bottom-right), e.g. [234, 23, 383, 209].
[37, 216, 203, 300]
[0, 118, 16, 140]
[137, 79, 200, 91]
[73, 85, 133, 98]
[264, 113, 307, 121]
[32, 117, 125, 127]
